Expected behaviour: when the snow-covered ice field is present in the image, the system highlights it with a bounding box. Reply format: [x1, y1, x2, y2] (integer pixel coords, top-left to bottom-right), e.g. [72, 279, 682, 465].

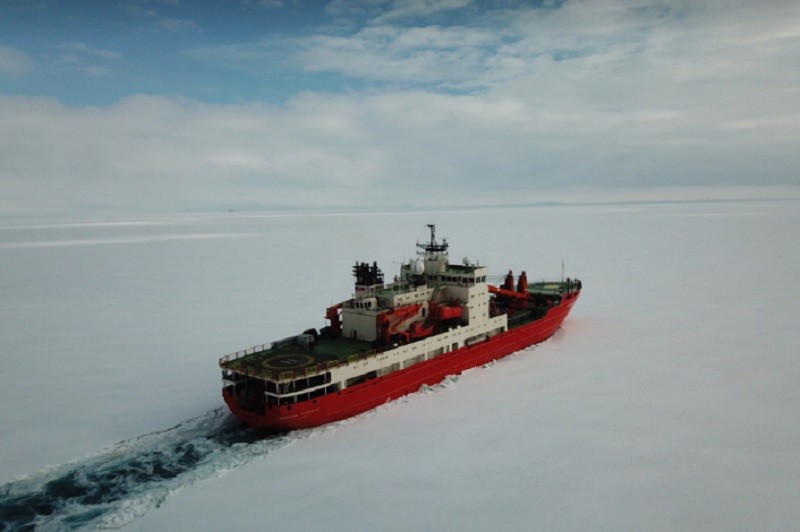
[2, 201, 799, 530]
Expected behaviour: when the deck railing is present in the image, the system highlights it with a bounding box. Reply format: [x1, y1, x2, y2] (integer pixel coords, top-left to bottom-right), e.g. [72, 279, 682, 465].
[218, 342, 272, 367]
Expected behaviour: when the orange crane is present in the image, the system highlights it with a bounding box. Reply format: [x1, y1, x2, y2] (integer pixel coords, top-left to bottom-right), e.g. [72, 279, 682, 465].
[377, 303, 427, 344]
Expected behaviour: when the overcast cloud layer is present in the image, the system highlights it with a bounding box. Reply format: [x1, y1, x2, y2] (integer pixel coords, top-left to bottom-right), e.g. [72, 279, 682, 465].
[1, 0, 799, 216]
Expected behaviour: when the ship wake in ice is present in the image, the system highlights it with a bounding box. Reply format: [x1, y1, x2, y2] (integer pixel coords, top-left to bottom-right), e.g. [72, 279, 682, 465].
[0, 409, 289, 530]
[0, 372, 471, 531]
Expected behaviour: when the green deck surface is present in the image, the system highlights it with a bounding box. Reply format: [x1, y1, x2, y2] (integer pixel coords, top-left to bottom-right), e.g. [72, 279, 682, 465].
[528, 281, 570, 296]
[222, 335, 373, 379]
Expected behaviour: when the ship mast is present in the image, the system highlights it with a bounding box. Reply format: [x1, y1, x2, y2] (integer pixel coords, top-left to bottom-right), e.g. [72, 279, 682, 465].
[417, 223, 448, 258]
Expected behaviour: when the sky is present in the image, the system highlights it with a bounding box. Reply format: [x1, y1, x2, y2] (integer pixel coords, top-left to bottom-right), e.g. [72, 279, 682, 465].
[1, 0, 799, 216]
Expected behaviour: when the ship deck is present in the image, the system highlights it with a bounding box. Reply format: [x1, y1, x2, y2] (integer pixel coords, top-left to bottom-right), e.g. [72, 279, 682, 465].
[220, 280, 579, 382]
[528, 281, 572, 295]
[220, 335, 374, 381]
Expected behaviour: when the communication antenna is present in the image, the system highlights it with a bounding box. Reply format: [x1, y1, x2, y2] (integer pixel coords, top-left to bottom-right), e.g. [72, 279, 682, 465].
[561, 260, 565, 282]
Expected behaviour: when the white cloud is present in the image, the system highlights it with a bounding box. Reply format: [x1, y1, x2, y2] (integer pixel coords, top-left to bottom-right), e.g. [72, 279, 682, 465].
[84, 66, 111, 77]
[56, 42, 122, 77]
[372, 0, 477, 23]
[298, 24, 504, 88]
[1, 83, 798, 216]
[122, 1, 200, 33]
[60, 42, 122, 60]
[3, 0, 799, 216]
[233, 0, 799, 108]
[325, 0, 393, 23]
[0, 45, 33, 78]
[326, 0, 479, 25]
[0, 95, 389, 215]
[155, 17, 200, 33]
[257, 0, 285, 9]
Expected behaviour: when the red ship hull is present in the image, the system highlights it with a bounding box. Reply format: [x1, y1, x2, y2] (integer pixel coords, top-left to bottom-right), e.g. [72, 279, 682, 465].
[223, 290, 580, 431]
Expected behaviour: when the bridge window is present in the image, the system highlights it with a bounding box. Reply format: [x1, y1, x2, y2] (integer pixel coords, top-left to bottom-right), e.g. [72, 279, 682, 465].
[346, 370, 377, 388]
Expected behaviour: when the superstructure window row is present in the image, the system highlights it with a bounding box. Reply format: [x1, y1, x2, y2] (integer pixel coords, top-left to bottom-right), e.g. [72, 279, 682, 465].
[439, 275, 486, 285]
